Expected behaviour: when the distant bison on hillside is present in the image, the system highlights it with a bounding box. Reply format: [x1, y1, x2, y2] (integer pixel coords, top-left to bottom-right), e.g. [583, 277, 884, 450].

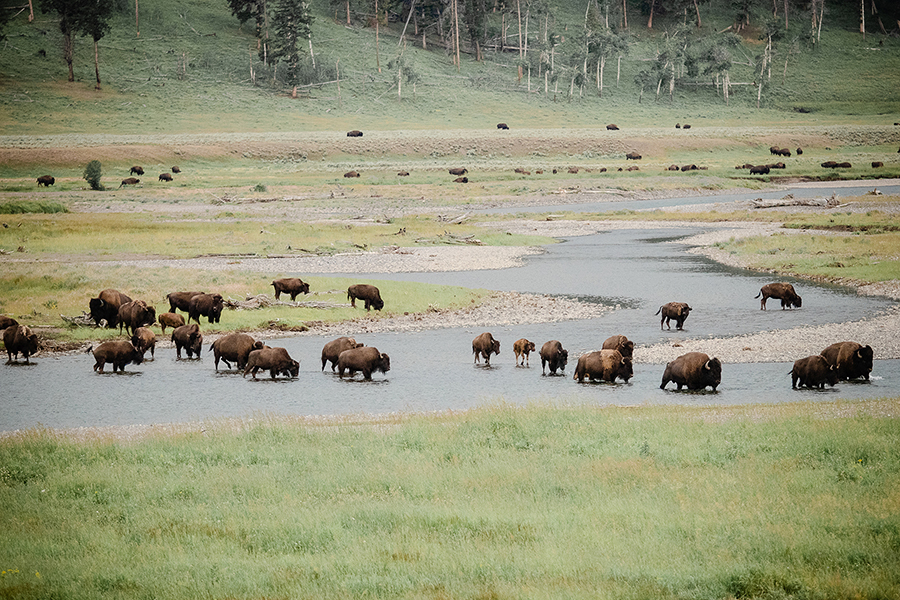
[497, 123, 509, 130]
[130, 166, 144, 175]
[344, 171, 360, 178]
[36, 175, 55, 186]
[119, 177, 140, 187]
[449, 167, 468, 176]
[158, 172, 173, 182]
[606, 124, 619, 130]
[346, 130, 363, 137]
[625, 152, 641, 160]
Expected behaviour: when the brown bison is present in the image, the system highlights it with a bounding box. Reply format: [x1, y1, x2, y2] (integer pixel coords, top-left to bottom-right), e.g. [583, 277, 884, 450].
[513, 338, 536, 366]
[656, 302, 692, 330]
[448, 167, 468, 176]
[660, 352, 721, 391]
[626, 166, 639, 172]
[681, 164, 697, 172]
[91, 340, 142, 373]
[567, 167, 579, 174]
[210, 333, 262, 370]
[244, 346, 300, 379]
[768, 162, 786, 169]
[89, 288, 132, 329]
[347, 130, 363, 137]
[675, 123, 681, 128]
[769, 146, 780, 155]
[36, 175, 55, 186]
[171, 166, 181, 173]
[119, 177, 140, 187]
[602, 334, 634, 358]
[158, 172, 173, 182]
[397, 171, 410, 176]
[821, 161, 838, 168]
[682, 124, 691, 129]
[188, 293, 224, 324]
[472, 332, 501, 365]
[497, 123, 509, 130]
[790, 355, 838, 389]
[749, 165, 770, 175]
[625, 152, 642, 160]
[130, 166, 144, 175]
[117, 300, 156, 335]
[347, 284, 383, 311]
[157, 312, 185, 334]
[756, 283, 801, 310]
[573, 349, 633, 383]
[344, 171, 361, 178]
[337, 346, 390, 380]
[4, 325, 39, 364]
[668, 164, 680, 171]
[321, 336, 364, 371]
[539, 340, 568, 375]
[796, 147, 803, 155]
[272, 277, 310, 301]
[872, 161, 884, 168]
[0, 315, 19, 330]
[836, 162, 852, 168]
[172, 323, 203, 359]
[606, 124, 619, 130]
[776, 148, 791, 157]
[453, 176, 469, 183]
[167, 291, 203, 314]
[131, 327, 156, 359]
[820, 341, 874, 381]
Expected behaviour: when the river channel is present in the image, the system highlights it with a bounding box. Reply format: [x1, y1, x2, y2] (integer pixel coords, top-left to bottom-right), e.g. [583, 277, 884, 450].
[3, 188, 898, 432]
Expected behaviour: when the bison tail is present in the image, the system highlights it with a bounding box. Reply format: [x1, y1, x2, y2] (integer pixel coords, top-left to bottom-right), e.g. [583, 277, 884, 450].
[85, 345, 93, 354]
[754, 291, 762, 299]
[654, 307, 662, 315]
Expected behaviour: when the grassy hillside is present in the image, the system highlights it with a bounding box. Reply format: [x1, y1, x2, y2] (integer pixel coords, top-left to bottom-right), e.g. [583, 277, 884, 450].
[0, 0, 898, 136]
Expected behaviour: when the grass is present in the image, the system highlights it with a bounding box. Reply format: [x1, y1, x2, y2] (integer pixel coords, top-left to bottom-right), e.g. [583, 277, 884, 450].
[1, 400, 899, 599]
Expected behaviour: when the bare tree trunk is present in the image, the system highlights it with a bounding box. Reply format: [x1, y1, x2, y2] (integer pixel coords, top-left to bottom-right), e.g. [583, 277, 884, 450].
[28, 0, 33, 22]
[622, 0, 627, 28]
[94, 39, 101, 90]
[694, 0, 701, 27]
[64, 31, 74, 82]
[647, 0, 655, 28]
[135, 0, 139, 37]
[724, 71, 730, 105]
[784, 0, 788, 29]
[599, 55, 605, 97]
[523, 9, 529, 62]
[308, 35, 316, 70]
[453, 0, 461, 70]
[860, 0, 865, 36]
[375, 0, 381, 72]
[817, 0, 825, 41]
[516, 0, 523, 59]
[399, 0, 416, 46]
[346, 0, 350, 25]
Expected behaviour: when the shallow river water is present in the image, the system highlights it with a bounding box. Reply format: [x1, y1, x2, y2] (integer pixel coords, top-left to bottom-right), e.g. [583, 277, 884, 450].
[3, 192, 899, 432]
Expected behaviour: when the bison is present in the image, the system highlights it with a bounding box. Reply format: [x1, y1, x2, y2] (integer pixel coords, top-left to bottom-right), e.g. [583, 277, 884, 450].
[626, 166, 639, 172]
[272, 277, 310, 301]
[158, 172, 173, 182]
[656, 302, 692, 330]
[513, 338, 536, 366]
[682, 124, 691, 129]
[321, 336, 364, 371]
[4, 325, 38, 364]
[188, 293, 224, 325]
[337, 346, 390, 380]
[448, 167, 468, 176]
[790, 355, 838, 389]
[796, 147, 803, 155]
[625, 152, 642, 160]
[472, 332, 501, 365]
[821, 161, 838, 168]
[344, 171, 361, 178]
[660, 352, 721, 391]
[397, 171, 410, 176]
[453, 176, 469, 183]
[157, 312, 185, 334]
[347, 130, 363, 137]
[131, 327, 156, 359]
[172, 323, 203, 359]
[167, 291, 203, 314]
[119, 177, 140, 187]
[539, 340, 568, 375]
[91, 340, 142, 373]
[601, 334, 634, 358]
[668, 164, 680, 171]
[606, 124, 619, 130]
[756, 283, 801, 310]
[244, 346, 300, 379]
[347, 284, 383, 311]
[680, 164, 697, 172]
[836, 162, 852, 168]
[130, 166, 144, 175]
[769, 146, 780, 155]
[0, 315, 19, 330]
[675, 123, 681, 128]
[820, 341, 874, 381]
[171, 166, 181, 173]
[573, 349, 632, 383]
[497, 123, 509, 130]
[117, 300, 155, 335]
[210, 333, 262, 370]
[777, 148, 791, 157]
[749, 165, 770, 175]
[89, 288, 132, 329]
[872, 161, 884, 168]
[36, 175, 55, 187]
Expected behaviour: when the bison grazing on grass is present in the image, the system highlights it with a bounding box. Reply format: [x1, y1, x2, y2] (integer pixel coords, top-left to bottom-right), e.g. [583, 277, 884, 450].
[188, 293, 224, 325]
[790, 355, 838, 389]
[397, 171, 409, 176]
[167, 291, 203, 314]
[346, 130, 363, 137]
[821, 161, 838, 168]
[472, 332, 501, 365]
[130, 166, 144, 175]
[344, 171, 360, 178]
[497, 123, 509, 130]
[872, 161, 884, 168]
[119, 177, 140, 187]
[606, 124, 619, 130]
[682, 124, 691, 129]
[347, 284, 383, 311]
[158, 172, 173, 182]
[117, 299, 156, 335]
[0, 316, 18, 330]
[836, 162, 852, 168]
[448, 167, 468, 176]
[89, 288, 132, 329]
[756, 283, 801, 310]
[660, 352, 721, 391]
[777, 148, 791, 157]
[625, 152, 642, 160]
[157, 312, 184, 334]
[749, 165, 770, 175]
[36, 175, 55, 186]
[271, 277, 310, 301]
[453, 176, 469, 183]
[796, 147, 803, 155]
[171, 166, 181, 173]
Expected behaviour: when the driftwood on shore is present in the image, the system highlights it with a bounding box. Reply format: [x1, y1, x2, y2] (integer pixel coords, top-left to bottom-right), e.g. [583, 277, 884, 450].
[415, 231, 483, 245]
[61, 312, 98, 327]
[224, 294, 349, 310]
[750, 193, 848, 209]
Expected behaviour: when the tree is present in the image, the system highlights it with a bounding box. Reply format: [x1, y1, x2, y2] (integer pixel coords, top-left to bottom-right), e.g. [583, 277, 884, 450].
[270, 0, 313, 97]
[77, 0, 115, 90]
[388, 47, 420, 100]
[42, 0, 88, 82]
[83, 160, 103, 190]
[464, 0, 487, 61]
[228, 0, 269, 62]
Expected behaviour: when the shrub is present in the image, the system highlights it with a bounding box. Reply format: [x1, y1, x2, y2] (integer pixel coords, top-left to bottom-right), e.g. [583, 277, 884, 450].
[83, 160, 104, 191]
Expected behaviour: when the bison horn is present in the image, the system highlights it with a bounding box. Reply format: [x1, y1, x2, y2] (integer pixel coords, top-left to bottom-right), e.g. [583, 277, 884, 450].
[703, 360, 711, 371]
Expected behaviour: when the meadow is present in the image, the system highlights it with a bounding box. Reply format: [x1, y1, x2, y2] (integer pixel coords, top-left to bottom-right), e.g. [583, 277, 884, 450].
[2, 401, 899, 600]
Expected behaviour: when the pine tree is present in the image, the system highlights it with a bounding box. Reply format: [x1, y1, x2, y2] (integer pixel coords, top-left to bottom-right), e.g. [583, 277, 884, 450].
[271, 0, 314, 97]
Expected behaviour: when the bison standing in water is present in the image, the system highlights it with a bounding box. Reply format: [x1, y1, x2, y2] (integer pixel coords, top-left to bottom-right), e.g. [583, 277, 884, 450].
[602, 334, 634, 358]
[756, 283, 801, 310]
[790, 355, 838, 389]
[472, 332, 501, 365]
[4, 325, 39, 364]
[321, 336, 363, 371]
[211, 333, 263, 370]
[820, 341, 874, 381]
[660, 352, 721, 391]
[337, 346, 390, 380]
[244, 346, 300, 380]
[91, 340, 142, 373]
[656, 302, 692, 330]
[272, 277, 310, 301]
[172, 324, 203, 359]
[573, 349, 632, 383]
[539, 340, 568, 374]
[513, 338, 536, 366]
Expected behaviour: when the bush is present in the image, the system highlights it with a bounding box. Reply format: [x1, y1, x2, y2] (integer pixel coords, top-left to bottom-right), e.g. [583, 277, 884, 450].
[83, 160, 104, 191]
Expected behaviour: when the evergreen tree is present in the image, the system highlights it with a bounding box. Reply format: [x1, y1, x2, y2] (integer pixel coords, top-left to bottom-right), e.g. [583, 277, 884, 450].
[271, 0, 313, 97]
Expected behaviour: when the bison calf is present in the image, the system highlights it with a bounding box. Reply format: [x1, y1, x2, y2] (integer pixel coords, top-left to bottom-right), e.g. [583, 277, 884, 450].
[157, 312, 184, 334]
[790, 355, 838, 389]
[513, 338, 536, 366]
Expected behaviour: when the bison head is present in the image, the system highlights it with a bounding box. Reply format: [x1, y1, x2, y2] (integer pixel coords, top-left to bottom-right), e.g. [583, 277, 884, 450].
[281, 360, 300, 378]
[491, 339, 501, 355]
[792, 295, 802, 308]
[89, 297, 106, 325]
[702, 357, 722, 390]
[378, 353, 391, 374]
[618, 357, 634, 382]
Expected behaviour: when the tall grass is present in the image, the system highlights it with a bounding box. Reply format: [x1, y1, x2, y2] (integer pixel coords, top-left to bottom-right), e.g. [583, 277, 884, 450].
[1, 401, 899, 599]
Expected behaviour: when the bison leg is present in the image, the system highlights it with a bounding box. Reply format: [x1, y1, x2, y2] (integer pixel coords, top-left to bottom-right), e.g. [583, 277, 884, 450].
[760, 296, 767, 310]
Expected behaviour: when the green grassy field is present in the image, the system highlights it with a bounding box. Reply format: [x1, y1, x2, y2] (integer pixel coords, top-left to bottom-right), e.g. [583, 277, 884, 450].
[2, 401, 899, 600]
